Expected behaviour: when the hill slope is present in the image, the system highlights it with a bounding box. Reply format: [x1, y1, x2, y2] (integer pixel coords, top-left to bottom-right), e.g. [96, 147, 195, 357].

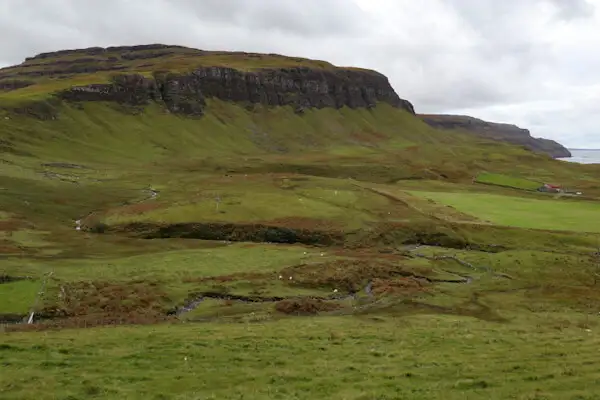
[1, 44, 598, 260]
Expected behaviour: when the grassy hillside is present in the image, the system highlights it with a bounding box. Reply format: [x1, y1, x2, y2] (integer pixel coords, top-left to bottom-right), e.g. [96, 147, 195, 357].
[2, 47, 600, 399]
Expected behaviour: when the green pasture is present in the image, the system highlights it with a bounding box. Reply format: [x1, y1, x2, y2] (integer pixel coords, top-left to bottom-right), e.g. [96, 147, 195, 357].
[410, 191, 600, 233]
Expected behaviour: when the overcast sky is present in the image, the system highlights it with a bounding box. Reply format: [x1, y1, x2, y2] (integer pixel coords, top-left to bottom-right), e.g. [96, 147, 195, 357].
[1, 0, 599, 148]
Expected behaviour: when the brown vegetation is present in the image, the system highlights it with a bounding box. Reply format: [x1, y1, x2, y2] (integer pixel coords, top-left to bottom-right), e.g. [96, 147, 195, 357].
[371, 277, 429, 296]
[280, 259, 426, 292]
[183, 271, 271, 284]
[275, 298, 341, 315]
[8, 280, 172, 331]
[0, 218, 26, 232]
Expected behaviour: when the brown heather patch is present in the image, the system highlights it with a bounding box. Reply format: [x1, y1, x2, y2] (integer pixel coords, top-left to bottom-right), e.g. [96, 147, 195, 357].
[280, 259, 425, 292]
[538, 284, 600, 310]
[7, 280, 173, 331]
[275, 298, 341, 315]
[371, 277, 429, 296]
[183, 271, 271, 284]
[57, 280, 170, 316]
[0, 240, 21, 254]
[0, 218, 25, 232]
[331, 247, 408, 262]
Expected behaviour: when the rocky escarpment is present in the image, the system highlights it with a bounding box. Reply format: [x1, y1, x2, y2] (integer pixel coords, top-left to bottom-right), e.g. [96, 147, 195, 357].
[420, 114, 571, 158]
[0, 45, 415, 116]
[57, 67, 414, 115]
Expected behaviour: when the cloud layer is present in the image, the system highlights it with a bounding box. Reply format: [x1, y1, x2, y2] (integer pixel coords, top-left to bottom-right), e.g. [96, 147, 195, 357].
[1, 0, 598, 147]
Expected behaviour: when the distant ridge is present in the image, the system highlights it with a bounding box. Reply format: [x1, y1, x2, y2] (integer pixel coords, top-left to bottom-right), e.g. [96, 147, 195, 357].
[419, 114, 571, 158]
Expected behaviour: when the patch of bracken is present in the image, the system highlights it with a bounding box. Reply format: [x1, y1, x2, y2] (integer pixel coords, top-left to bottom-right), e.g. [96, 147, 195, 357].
[275, 298, 341, 315]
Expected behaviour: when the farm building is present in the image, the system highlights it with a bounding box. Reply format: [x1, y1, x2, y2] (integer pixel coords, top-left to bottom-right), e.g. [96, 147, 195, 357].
[537, 183, 562, 193]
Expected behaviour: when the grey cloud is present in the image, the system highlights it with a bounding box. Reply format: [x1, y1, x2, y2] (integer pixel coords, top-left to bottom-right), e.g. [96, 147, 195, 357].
[547, 0, 595, 19]
[174, 0, 370, 37]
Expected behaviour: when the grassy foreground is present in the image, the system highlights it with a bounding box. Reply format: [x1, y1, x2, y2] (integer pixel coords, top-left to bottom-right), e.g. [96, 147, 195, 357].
[3, 312, 600, 400]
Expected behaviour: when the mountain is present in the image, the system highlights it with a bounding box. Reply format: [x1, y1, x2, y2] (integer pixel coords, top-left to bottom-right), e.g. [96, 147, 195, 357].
[0, 44, 414, 118]
[419, 114, 571, 158]
[1, 44, 568, 160]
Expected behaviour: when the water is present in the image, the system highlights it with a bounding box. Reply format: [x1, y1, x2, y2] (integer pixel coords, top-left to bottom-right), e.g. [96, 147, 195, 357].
[558, 149, 600, 164]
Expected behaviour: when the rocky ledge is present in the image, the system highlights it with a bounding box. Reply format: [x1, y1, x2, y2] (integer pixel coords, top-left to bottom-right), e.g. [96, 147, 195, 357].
[0, 45, 415, 116]
[420, 114, 571, 158]
[58, 67, 414, 115]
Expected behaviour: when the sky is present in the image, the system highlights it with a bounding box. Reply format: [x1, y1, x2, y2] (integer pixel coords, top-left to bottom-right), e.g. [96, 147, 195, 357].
[1, 0, 599, 148]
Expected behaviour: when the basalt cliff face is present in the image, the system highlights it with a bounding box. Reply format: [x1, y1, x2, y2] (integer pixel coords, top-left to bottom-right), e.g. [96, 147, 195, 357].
[0, 44, 415, 116]
[57, 67, 415, 115]
[420, 114, 571, 158]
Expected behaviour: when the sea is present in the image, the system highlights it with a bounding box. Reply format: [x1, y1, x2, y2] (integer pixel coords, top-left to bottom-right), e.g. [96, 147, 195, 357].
[558, 149, 600, 164]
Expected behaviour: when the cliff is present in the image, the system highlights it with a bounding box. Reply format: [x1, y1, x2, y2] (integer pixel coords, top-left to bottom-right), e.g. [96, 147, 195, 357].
[419, 114, 571, 158]
[0, 44, 414, 116]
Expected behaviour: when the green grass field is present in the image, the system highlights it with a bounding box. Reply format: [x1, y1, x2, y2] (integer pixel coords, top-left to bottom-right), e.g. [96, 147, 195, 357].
[475, 172, 542, 191]
[409, 191, 600, 233]
[2, 46, 600, 399]
[3, 312, 600, 400]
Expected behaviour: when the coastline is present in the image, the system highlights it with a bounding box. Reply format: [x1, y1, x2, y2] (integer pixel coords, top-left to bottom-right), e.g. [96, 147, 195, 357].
[558, 149, 600, 164]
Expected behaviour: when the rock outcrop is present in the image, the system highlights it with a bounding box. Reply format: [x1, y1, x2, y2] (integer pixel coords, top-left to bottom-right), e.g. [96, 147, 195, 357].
[420, 114, 571, 158]
[57, 68, 414, 115]
[0, 45, 415, 116]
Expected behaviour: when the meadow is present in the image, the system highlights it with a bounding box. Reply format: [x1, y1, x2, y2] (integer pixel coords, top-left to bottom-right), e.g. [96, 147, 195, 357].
[474, 172, 542, 191]
[3, 312, 600, 400]
[409, 191, 600, 233]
